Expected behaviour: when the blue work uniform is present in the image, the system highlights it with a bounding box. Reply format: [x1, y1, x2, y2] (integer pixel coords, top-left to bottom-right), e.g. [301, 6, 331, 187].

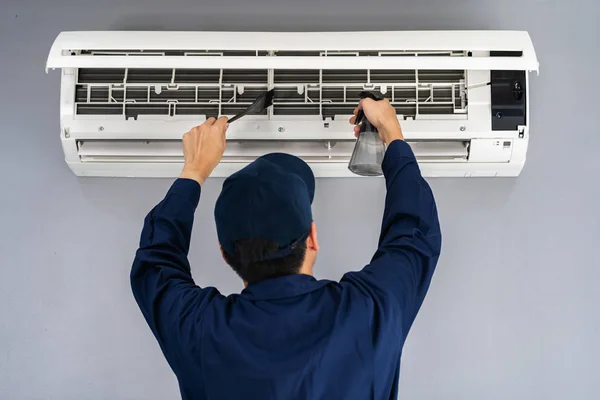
[131, 140, 441, 399]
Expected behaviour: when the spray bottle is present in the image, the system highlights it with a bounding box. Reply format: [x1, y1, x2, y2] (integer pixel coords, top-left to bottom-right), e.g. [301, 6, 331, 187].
[348, 91, 386, 176]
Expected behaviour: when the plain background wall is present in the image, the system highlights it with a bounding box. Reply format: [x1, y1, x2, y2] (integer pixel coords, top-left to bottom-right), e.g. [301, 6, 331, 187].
[1, 0, 599, 399]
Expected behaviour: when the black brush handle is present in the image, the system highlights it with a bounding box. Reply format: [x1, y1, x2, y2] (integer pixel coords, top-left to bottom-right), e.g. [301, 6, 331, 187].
[227, 111, 248, 124]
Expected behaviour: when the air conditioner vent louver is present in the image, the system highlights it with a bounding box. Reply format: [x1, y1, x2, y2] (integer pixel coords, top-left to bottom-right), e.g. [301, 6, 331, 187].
[77, 139, 470, 163]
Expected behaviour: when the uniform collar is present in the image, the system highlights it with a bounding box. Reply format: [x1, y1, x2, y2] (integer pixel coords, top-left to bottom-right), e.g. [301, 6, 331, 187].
[241, 274, 331, 301]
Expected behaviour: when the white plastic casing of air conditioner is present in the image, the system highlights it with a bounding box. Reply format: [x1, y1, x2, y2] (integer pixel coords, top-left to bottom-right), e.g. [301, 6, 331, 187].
[46, 31, 538, 178]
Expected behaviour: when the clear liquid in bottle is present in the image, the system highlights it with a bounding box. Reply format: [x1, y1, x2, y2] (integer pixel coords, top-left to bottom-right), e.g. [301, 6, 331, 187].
[348, 121, 385, 177]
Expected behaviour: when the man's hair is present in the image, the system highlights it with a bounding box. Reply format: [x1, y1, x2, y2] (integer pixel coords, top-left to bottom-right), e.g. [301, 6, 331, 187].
[223, 237, 307, 284]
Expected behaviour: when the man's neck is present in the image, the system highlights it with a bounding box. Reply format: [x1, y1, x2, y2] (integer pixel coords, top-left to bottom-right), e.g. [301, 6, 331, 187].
[299, 264, 314, 277]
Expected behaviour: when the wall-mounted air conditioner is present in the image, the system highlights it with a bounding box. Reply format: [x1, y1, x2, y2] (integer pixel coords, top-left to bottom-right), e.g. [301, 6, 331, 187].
[46, 31, 538, 177]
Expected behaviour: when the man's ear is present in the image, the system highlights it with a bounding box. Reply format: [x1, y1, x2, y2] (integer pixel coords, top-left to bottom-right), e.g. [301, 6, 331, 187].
[306, 221, 319, 252]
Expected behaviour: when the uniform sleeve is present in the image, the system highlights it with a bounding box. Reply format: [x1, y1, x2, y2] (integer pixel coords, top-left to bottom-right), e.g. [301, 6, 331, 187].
[130, 178, 221, 367]
[342, 140, 442, 332]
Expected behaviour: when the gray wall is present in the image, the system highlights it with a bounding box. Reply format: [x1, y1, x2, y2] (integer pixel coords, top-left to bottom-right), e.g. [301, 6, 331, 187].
[1, 1, 599, 399]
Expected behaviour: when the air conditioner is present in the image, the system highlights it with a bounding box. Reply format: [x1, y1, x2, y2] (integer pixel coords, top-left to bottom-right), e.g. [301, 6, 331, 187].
[46, 31, 538, 178]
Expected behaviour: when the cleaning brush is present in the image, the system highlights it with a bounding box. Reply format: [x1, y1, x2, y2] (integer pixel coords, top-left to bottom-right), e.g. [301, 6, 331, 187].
[227, 89, 275, 123]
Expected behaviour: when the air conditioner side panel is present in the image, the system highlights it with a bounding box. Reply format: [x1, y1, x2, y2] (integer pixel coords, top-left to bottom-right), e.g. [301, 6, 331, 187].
[60, 70, 79, 164]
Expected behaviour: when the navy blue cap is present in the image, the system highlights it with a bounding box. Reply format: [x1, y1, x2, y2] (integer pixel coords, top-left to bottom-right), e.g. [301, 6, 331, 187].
[215, 153, 315, 260]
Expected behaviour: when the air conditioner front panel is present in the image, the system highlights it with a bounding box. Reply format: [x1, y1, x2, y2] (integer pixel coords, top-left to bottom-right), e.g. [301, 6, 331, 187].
[46, 31, 539, 71]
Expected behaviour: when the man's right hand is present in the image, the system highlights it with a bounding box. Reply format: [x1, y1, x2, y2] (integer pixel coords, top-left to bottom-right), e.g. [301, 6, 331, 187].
[349, 98, 404, 145]
[179, 117, 229, 185]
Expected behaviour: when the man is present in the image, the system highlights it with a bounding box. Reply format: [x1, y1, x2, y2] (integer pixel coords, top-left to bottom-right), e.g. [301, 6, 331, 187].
[131, 98, 441, 399]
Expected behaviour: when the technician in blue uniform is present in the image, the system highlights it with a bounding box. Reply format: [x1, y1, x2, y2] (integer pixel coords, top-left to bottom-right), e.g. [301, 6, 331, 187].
[131, 98, 441, 399]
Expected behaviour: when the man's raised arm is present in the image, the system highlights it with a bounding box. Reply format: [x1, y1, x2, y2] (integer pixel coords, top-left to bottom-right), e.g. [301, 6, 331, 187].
[343, 99, 442, 331]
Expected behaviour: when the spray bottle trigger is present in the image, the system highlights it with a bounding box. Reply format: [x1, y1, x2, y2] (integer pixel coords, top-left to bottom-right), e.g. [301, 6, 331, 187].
[355, 91, 384, 126]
